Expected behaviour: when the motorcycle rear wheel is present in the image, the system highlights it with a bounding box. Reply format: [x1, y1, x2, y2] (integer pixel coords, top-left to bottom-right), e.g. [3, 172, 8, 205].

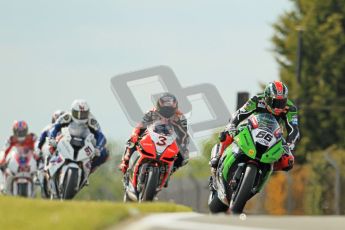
[208, 190, 229, 213]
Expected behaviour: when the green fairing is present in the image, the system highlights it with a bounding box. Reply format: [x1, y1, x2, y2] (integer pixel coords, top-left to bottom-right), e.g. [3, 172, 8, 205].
[222, 127, 284, 180]
[234, 127, 256, 159]
[221, 127, 284, 181]
[235, 127, 284, 163]
[221, 146, 236, 181]
[260, 140, 284, 163]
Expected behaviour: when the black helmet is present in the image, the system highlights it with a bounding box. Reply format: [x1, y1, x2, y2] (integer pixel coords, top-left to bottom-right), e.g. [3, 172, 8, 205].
[156, 93, 178, 118]
[264, 81, 288, 115]
[51, 110, 65, 123]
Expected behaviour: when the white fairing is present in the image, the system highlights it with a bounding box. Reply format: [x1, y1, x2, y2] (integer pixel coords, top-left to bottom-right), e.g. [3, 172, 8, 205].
[47, 125, 95, 198]
[4, 147, 37, 197]
[251, 128, 278, 148]
[147, 122, 177, 154]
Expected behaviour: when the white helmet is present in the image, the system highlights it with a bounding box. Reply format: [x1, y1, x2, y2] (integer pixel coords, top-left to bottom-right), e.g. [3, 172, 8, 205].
[71, 99, 90, 124]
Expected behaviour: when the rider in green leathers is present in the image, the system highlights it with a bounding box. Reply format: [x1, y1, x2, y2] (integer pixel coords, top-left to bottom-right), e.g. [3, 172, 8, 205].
[210, 81, 300, 177]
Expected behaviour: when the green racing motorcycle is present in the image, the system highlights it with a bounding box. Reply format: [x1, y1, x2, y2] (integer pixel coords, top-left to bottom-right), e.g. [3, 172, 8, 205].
[208, 113, 286, 214]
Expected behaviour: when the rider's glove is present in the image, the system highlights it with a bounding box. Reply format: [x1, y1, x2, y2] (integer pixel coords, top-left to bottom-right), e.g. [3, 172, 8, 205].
[274, 152, 294, 171]
[48, 138, 57, 155]
[282, 153, 294, 171]
[48, 146, 56, 155]
[130, 133, 139, 144]
[219, 126, 236, 142]
[48, 138, 57, 148]
[94, 148, 101, 157]
[119, 160, 128, 174]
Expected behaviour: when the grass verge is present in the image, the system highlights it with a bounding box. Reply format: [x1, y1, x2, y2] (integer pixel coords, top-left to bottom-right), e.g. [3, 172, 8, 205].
[0, 196, 191, 230]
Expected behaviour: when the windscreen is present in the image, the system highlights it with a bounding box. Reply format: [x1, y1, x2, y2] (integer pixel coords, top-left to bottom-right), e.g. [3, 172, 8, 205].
[151, 121, 174, 136]
[254, 113, 281, 134]
[68, 122, 90, 139]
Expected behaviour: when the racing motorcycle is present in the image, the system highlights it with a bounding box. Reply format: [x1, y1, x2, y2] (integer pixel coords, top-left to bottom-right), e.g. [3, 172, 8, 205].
[208, 113, 286, 214]
[45, 123, 96, 200]
[123, 121, 179, 202]
[2, 146, 38, 197]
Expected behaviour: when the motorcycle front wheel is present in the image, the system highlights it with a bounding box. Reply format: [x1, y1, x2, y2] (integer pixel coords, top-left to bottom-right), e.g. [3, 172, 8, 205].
[61, 168, 79, 200]
[230, 164, 257, 214]
[139, 166, 160, 202]
[17, 183, 29, 197]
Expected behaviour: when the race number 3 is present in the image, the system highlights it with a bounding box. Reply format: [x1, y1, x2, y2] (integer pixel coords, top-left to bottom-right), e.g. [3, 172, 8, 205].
[156, 136, 167, 146]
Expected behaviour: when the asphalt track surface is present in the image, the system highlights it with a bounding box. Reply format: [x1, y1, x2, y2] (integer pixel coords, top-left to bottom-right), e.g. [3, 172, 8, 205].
[121, 212, 345, 230]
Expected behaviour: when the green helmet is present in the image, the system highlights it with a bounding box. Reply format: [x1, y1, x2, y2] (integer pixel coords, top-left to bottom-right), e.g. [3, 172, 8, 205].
[264, 81, 288, 115]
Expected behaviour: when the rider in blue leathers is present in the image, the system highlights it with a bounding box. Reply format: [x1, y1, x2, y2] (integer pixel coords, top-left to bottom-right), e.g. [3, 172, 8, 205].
[36, 110, 65, 153]
[48, 100, 109, 172]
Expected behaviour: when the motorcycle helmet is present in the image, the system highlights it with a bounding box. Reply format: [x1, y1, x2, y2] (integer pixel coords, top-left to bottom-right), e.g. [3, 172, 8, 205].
[156, 93, 178, 118]
[13, 120, 28, 142]
[71, 99, 90, 124]
[264, 81, 288, 115]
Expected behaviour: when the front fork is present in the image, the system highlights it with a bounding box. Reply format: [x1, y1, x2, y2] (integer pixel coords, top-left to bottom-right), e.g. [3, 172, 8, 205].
[231, 162, 273, 197]
[210, 144, 221, 189]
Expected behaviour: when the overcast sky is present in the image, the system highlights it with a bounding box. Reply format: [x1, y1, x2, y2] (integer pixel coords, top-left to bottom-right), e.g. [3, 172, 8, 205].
[0, 0, 293, 147]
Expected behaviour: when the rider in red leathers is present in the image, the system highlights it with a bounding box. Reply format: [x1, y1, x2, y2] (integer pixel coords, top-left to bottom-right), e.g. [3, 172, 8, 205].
[0, 121, 37, 167]
[120, 93, 190, 174]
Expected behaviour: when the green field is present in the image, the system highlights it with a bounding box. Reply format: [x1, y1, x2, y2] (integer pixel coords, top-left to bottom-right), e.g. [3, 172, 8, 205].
[0, 196, 191, 230]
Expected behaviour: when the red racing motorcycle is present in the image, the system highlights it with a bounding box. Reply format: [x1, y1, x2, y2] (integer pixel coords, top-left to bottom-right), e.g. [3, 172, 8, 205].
[123, 121, 179, 202]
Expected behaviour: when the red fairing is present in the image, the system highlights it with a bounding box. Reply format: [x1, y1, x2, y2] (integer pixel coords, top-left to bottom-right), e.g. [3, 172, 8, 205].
[130, 131, 179, 189]
[161, 142, 179, 159]
[139, 134, 156, 156]
[131, 134, 155, 187]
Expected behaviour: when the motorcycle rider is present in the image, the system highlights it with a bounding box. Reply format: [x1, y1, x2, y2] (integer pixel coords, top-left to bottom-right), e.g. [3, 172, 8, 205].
[0, 121, 37, 167]
[48, 100, 109, 172]
[36, 110, 65, 159]
[119, 92, 190, 174]
[210, 81, 300, 176]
